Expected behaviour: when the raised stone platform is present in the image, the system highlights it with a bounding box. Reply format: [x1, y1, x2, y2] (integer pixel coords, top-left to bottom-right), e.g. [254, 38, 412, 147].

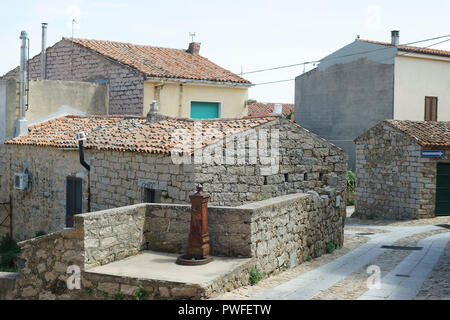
[83, 251, 253, 299]
[0, 272, 19, 299]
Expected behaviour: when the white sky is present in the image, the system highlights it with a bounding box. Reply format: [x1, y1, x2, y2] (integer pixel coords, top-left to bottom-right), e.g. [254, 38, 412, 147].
[1, 0, 449, 104]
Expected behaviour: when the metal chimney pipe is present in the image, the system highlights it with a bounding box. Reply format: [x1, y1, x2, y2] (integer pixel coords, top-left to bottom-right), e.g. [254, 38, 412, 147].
[391, 30, 400, 46]
[41, 23, 48, 80]
[19, 30, 28, 120]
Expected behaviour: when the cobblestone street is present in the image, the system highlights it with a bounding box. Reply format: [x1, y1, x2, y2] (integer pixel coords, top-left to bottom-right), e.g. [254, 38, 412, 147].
[216, 216, 450, 300]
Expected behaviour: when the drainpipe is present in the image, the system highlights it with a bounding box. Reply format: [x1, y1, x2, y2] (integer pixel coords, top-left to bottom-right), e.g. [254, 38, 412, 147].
[15, 31, 29, 137]
[77, 132, 91, 212]
[76, 132, 90, 171]
[41, 23, 48, 80]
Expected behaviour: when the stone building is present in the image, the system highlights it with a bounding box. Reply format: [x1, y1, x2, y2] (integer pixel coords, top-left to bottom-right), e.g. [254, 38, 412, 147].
[1, 37, 251, 117]
[354, 120, 450, 220]
[0, 114, 347, 240]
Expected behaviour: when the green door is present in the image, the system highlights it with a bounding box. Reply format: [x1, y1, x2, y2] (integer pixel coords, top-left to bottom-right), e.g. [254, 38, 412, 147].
[190, 102, 219, 119]
[436, 163, 450, 216]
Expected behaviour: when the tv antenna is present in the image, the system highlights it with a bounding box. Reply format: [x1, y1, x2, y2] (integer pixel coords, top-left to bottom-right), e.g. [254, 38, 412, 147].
[72, 19, 78, 39]
[189, 32, 196, 42]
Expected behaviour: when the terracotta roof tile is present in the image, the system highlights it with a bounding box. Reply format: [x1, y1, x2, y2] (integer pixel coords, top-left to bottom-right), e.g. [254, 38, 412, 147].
[358, 39, 450, 58]
[64, 38, 251, 85]
[5, 115, 279, 154]
[248, 102, 295, 121]
[385, 120, 450, 148]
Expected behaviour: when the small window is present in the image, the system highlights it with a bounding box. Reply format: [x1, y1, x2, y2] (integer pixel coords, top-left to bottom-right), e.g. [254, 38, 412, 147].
[143, 188, 161, 203]
[425, 97, 438, 121]
[304, 173, 308, 181]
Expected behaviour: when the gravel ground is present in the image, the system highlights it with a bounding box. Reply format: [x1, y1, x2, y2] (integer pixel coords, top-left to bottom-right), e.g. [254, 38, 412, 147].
[415, 241, 450, 300]
[214, 233, 370, 300]
[312, 228, 449, 300]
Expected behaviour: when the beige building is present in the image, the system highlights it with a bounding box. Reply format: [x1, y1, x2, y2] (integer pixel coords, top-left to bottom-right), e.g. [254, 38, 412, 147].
[394, 52, 450, 121]
[1, 38, 251, 118]
[0, 79, 108, 141]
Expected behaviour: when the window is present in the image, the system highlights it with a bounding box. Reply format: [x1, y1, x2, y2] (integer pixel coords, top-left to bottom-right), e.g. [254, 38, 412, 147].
[66, 176, 82, 227]
[143, 188, 160, 203]
[425, 97, 438, 121]
[190, 101, 220, 119]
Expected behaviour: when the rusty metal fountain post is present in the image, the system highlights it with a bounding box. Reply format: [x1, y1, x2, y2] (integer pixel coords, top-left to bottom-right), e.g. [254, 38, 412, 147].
[176, 184, 213, 265]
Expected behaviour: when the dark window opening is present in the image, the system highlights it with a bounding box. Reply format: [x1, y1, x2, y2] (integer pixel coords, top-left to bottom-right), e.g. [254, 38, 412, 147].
[304, 173, 308, 181]
[144, 188, 156, 203]
[143, 188, 161, 203]
[284, 174, 289, 182]
[425, 96, 438, 121]
[319, 172, 324, 181]
[66, 176, 82, 228]
[264, 176, 268, 185]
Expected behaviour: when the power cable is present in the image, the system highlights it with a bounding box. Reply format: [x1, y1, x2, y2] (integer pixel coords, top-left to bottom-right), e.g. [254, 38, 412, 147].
[242, 34, 450, 76]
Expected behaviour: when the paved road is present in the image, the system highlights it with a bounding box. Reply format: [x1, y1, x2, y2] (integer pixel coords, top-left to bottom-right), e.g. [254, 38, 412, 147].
[358, 232, 450, 300]
[252, 225, 448, 300]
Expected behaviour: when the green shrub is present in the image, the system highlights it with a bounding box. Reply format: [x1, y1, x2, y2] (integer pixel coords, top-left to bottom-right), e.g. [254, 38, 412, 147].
[306, 256, 312, 262]
[249, 266, 263, 285]
[0, 235, 20, 272]
[0, 234, 20, 254]
[313, 248, 322, 258]
[135, 286, 148, 300]
[113, 292, 124, 300]
[326, 242, 336, 254]
[84, 287, 93, 296]
[346, 170, 356, 192]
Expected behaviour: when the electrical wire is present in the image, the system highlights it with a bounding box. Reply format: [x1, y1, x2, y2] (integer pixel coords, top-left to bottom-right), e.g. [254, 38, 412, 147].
[251, 36, 450, 86]
[242, 34, 450, 77]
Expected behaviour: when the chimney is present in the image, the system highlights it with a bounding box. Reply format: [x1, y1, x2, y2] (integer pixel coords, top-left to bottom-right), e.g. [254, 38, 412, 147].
[41, 23, 48, 80]
[272, 104, 283, 114]
[15, 30, 29, 137]
[187, 42, 201, 55]
[391, 30, 400, 46]
[146, 100, 168, 123]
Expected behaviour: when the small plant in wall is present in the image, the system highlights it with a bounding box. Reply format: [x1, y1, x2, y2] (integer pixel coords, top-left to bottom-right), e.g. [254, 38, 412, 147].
[313, 248, 322, 258]
[135, 286, 148, 300]
[249, 266, 263, 285]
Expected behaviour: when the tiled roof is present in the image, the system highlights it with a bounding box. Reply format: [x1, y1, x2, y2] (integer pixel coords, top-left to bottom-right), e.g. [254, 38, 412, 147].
[64, 38, 251, 85]
[4, 115, 278, 154]
[358, 39, 450, 58]
[248, 103, 295, 121]
[385, 120, 450, 147]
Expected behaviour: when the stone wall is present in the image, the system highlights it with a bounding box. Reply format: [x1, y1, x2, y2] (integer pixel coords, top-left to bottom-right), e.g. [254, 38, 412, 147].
[0, 145, 88, 241]
[12, 226, 85, 300]
[88, 150, 197, 211]
[243, 192, 345, 275]
[197, 117, 348, 206]
[1, 39, 144, 115]
[354, 122, 449, 219]
[7, 191, 345, 300]
[144, 204, 253, 257]
[83, 204, 146, 269]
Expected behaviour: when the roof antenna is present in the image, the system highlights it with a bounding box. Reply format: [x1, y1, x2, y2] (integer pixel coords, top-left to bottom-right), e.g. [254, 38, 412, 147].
[189, 32, 196, 43]
[72, 19, 78, 39]
[71, 19, 78, 80]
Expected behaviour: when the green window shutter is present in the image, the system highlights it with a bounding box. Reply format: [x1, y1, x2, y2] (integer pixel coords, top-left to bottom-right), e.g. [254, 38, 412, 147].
[190, 102, 219, 119]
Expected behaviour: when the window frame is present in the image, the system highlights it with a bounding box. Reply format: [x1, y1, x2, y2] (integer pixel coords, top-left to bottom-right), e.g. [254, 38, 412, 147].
[424, 96, 438, 121]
